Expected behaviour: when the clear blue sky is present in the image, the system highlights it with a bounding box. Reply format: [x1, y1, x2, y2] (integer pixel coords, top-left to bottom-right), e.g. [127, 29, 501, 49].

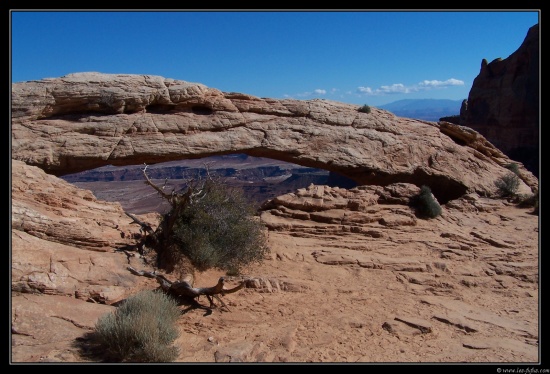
[10, 10, 539, 107]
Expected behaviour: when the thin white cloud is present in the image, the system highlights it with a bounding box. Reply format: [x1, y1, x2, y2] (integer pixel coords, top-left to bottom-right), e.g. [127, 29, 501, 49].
[378, 83, 412, 94]
[357, 78, 464, 96]
[357, 86, 373, 94]
[285, 88, 327, 99]
[285, 78, 464, 100]
[418, 78, 464, 88]
[357, 84, 412, 95]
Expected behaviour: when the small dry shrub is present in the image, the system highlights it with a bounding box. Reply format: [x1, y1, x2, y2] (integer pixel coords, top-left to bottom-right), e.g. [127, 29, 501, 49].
[93, 290, 180, 362]
[517, 188, 539, 215]
[504, 162, 520, 175]
[495, 173, 520, 197]
[358, 104, 371, 114]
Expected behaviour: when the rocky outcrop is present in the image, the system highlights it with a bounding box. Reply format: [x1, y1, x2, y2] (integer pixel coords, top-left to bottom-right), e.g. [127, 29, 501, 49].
[11, 72, 537, 203]
[460, 23, 539, 177]
[11, 159, 159, 297]
[11, 159, 161, 361]
[260, 183, 422, 234]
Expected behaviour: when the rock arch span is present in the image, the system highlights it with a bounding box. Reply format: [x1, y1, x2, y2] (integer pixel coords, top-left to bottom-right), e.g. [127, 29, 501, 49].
[11, 73, 537, 204]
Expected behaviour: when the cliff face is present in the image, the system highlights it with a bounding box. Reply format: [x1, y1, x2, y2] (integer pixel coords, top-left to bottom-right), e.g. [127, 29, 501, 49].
[460, 23, 539, 177]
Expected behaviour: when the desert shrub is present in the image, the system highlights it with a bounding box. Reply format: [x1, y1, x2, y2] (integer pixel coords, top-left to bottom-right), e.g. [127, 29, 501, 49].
[358, 104, 371, 114]
[504, 162, 520, 176]
[517, 188, 539, 215]
[532, 196, 539, 215]
[169, 179, 269, 273]
[410, 185, 442, 219]
[93, 290, 180, 362]
[495, 172, 520, 197]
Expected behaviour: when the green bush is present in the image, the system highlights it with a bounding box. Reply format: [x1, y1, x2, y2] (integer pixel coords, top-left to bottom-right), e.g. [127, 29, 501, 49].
[411, 185, 442, 219]
[504, 162, 520, 176]
[517, 188, 539, 215]
[358, 104, 371, 114]
[169, 179, 269, 273]
[495, 173, 520, 197]
[532, 197, 539, 215]
[93, 290, 180, 362]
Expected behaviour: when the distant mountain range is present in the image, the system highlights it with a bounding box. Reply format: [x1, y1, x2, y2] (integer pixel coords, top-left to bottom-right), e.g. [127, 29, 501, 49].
[377, 99, 463, 121]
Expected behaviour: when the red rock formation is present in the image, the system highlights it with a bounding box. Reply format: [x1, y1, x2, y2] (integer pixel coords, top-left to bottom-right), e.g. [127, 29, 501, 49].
[460, 23, 539, 177]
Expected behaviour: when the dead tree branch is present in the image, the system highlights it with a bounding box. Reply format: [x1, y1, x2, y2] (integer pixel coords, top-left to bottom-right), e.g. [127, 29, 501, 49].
[125, 211, 154, 235]
[127, 266, 246, 311]
[140, 163, 209, 242]
[141, 164, 174, 201]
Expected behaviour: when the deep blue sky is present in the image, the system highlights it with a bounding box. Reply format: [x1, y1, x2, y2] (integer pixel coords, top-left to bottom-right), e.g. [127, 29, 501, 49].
[10, 10, 539, 107]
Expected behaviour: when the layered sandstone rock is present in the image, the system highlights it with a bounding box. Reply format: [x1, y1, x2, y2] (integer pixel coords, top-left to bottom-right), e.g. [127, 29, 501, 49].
[11, 159, 159, 300]
[460, 23, 539, 176]
[12, 72, 537, 203]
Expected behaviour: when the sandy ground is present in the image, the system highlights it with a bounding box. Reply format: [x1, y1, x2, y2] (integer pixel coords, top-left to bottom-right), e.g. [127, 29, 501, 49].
[161, 202, 540, 363]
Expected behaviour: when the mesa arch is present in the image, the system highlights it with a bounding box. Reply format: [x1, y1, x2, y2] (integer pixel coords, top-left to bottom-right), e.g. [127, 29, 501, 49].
[11, 72, 537, 204]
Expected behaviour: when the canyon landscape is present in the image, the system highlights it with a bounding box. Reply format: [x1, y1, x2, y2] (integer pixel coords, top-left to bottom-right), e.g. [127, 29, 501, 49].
[11, 23, 540, 365]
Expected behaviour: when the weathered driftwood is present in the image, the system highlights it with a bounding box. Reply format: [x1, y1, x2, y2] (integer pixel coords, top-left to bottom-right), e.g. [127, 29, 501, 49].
[127, 266, 246, 311]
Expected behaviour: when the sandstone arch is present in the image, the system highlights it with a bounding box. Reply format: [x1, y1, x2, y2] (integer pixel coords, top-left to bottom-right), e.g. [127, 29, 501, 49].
[11, 72, 537, 203]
